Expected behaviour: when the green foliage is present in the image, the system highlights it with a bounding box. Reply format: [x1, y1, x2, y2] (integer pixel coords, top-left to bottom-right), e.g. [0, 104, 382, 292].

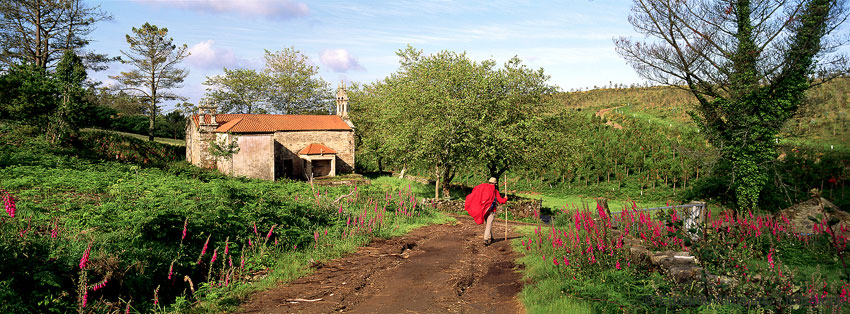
[0, 63, 60, 126]
[263, 47, 333, 114]
[202, 68, 273, 114]
[351, 46, 554, 195]
[49, 50, 94, 144]
[616, 0, 848, 210]
[0, 125, 447, 313]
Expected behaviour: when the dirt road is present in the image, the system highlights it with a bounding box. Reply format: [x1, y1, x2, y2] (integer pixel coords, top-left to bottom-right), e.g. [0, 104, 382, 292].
[239, 214, 526, 314]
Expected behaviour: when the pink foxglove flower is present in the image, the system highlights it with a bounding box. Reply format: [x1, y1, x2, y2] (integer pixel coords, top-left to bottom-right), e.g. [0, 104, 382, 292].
[266, 225, 276, 241]
[210, 248, 218, 265]
[79, 243, 92, 269]
[197, 235, 211, 264]
[181, 218, 188, 240]
[4, 192, 15, 218]
[768, 250, 775, 269]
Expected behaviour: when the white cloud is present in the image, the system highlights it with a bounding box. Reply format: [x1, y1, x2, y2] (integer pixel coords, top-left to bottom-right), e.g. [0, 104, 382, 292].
[187, 40, 241, 70]
[320, 49, 365, 73]
[133, 0, 309, 20]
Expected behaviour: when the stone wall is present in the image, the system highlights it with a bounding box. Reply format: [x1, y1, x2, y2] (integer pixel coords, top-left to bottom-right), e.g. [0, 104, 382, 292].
[218, 134, 275, 180]
[274, 130, 354, 179]
[185, 120, 217, 169]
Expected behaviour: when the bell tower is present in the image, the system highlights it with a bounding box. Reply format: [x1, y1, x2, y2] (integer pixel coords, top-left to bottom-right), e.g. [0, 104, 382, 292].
[335, 81, 349, 119]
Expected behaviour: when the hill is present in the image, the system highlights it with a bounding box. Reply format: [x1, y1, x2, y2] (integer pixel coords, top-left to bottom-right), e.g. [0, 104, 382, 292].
[551, 78, 850, 149]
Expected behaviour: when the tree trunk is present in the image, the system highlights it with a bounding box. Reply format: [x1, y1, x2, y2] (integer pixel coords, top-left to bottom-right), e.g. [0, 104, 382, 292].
[434, 165, 439, 199]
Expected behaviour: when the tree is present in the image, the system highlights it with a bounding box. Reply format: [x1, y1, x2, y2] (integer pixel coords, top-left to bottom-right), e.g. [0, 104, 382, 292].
[351, 46, 553, 197]
[615, 0, 849, 209]
[111, 23, 189, 141]
[0, 0, 112, 70]
[264, 47, 332, 114]
[0, 62, 59, 126]
[49, 49, 90, 143]
[202, 68, 272, 114]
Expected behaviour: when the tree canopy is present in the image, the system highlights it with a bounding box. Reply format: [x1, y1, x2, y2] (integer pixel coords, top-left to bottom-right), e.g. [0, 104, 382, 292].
[615, 0, 849, 209]
[0, 0, 112, 70]
[202, 47, 333, 115]
[111, 22, 189, 141]
[351, 46, 553, 196]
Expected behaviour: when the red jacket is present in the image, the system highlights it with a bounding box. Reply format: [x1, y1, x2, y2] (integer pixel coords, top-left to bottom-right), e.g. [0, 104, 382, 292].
[464, 183, 507, 225]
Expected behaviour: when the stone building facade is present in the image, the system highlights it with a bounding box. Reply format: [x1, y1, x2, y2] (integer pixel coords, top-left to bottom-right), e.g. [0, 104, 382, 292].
[185, 83, 355, 180]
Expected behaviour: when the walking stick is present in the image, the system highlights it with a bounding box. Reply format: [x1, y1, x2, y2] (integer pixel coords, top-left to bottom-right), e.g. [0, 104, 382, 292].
[504, 173, 508, 241]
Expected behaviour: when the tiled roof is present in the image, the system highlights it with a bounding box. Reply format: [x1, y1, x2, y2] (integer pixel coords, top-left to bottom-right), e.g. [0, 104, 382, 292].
[298, 143, 337, 155]
[191, 114, 352, 133]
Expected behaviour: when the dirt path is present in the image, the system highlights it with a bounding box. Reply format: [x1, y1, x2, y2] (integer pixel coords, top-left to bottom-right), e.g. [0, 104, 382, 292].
[595, 106, 624, 129]
[239, 214, 527, 314]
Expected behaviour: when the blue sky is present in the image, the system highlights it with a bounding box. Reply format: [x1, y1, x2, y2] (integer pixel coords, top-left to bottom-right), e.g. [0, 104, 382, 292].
[89, 0, 645, 111]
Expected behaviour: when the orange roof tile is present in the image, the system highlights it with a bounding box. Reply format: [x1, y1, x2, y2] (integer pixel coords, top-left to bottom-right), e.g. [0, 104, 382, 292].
[192, 114, 352, 133]
[299, 143, 337, 155]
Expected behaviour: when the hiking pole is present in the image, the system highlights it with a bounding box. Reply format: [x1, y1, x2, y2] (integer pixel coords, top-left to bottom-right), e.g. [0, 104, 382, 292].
[504, 173, 508, 241]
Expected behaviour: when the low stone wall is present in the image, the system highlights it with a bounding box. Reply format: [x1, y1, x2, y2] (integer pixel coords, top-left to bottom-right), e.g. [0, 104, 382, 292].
[421, 198, 542, 219]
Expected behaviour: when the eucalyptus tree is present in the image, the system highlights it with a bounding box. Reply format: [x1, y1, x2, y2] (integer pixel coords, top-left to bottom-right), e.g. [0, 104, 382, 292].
[615, 0, 849, 209]
[111, 23, 189, 141]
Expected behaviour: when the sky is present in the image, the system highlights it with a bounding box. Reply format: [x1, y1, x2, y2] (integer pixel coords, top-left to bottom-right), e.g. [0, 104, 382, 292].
[88, 0, 646, 111]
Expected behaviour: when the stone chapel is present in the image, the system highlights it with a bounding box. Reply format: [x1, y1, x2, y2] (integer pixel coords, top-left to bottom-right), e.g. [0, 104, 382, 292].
[185, 82, 355, 180]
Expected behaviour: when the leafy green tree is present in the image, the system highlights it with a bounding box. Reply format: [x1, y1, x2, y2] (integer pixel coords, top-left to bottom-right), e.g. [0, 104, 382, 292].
[264, 47, 332, 114]
[202, 68, 272, 114]
[0, 0, 113, 70]
[49, 49, 91, 143]
[0, 62, 59, 127]
[352, 46, 552, 196]
[615, 0, 849, 209]
[111, 23, 189, 141]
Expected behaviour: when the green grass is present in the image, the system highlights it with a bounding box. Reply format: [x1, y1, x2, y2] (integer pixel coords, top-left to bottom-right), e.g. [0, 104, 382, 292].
[516, 192, 666, 213]
[82, 128, 185, 146]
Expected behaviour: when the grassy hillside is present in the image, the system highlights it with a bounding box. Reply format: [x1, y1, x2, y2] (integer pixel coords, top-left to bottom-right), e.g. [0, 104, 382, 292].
[0, 122, 448, 313]
[82, 128, 186, 146]
[551, 78, 850, 148]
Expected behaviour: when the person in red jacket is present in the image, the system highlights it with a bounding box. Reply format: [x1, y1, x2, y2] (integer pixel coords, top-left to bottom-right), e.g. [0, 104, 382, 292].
[464, 177, 507, 246]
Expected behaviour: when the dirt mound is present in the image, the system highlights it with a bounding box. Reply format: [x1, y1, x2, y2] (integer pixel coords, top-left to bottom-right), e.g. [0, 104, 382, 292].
[239, 214, 526, 313]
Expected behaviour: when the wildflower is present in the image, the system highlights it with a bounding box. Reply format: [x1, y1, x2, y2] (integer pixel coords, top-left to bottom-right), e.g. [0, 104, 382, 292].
[82, 289, 88, 308]
[210, 248, 218, 265]
[553, 257, 559, 266]
[125, 300, 131, 314]
[91, 279, 108, 291]
[563, 256, 569, 266]
[253, 222, 258, 236]
[616, 260, 621, 270]
[168, 261, 174, 280]
[197, 235, 211, 264]
[224, 242, 229, 256]
[79, 243, 92, 269]
[767, 250, 775, 269]
[3, 191, 15, 218]
[266, 225, 277, 241]
[153, 285, 160, 305]
[181, 218, 188, 240]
